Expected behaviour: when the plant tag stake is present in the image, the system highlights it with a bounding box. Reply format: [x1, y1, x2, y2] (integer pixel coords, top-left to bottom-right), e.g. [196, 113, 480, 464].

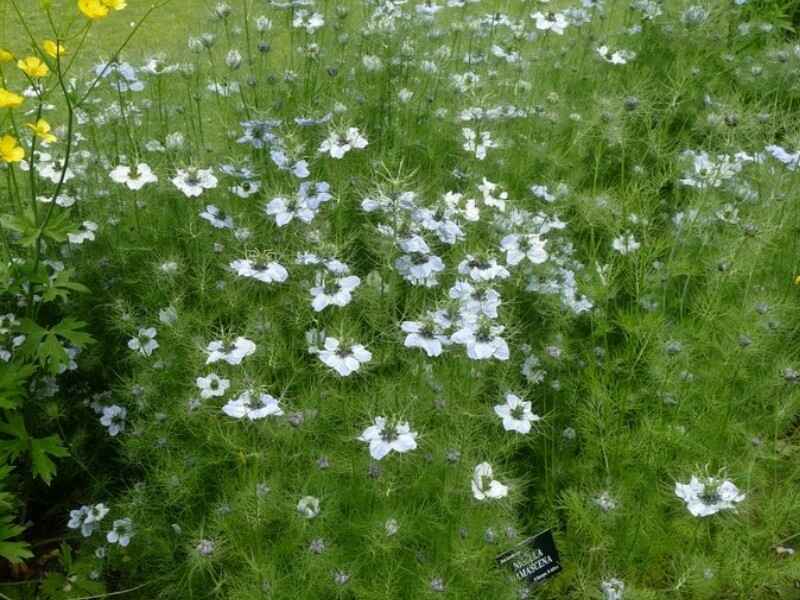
[496, 529, 562, 585]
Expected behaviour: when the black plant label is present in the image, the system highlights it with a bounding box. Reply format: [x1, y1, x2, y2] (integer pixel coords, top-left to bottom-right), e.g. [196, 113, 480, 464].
[496, 529, 562, 585]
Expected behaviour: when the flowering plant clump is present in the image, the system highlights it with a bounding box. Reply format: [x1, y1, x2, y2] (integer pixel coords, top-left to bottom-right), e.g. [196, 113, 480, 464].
[1, 0, 799, 598]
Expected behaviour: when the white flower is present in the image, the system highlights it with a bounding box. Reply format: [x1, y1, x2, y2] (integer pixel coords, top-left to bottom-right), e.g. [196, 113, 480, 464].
[611, 233, 640, 255]
[462, 127, 498, 160]
[205, 337, 256, 365]
[601, 578, 625, 600]
[292, 10, 325, 34]
[318, 337, 371, 376]
[401, 318, 449, 357]
[531, 11, 568, 34]
[449, 281, 501, 319]
[358, 417, 418, 460]
[674, 475, 745, 517]
[109, 163, 158, 190]
[68, 503, 110, 537]
[471, 462, 509, 501]
[106, 518, 134, 547]
[230, 259, 289, 283]
[394, 253, 446, 287]
[318, 127, 368, 159]
[196, 373, 230, 399]
[457, 256, 509, 283]
[222, 390, 283, 420]
[297, 496, 320, 519]
[596, 46, 636, 65]
[171, 168, 218, 198]
[200, 205, 235, 229]
[493, 393, 541, 434]
[310, 274, 361, 311]
[68, 221, 98, 245]
[500, 234, 548, 266]
[127, 327, 158, 357]
[100, 405, 127, 436]
[264, 182, 332, 226]
[450, 319, 509, 361]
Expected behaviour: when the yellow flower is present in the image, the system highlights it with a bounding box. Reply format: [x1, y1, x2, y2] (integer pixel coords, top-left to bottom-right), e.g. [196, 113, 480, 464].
[0, 48, 14, 64]
[17, 56, 49, 78]
[0, 135, 24, 163]
[26, 119, 57, 144]
[42, 40, 67, 59]
[101, 0, 127, 8]
[78, 0, 109, 19]
[794, 275, 800, 286]
[0, 88, 24, 109]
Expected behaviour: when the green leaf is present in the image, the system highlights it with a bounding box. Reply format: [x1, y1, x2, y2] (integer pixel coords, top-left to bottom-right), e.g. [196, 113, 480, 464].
[51, 318, 94, 348]
[41, 210, 75, 244]
[0, 362, 35, 410]
[19, 318, 93, 374]
[0, 413, 29, 462]
[0, 210, 39, 247]
[30, 435, 68, 485]
[0, 538, 33, 564]
[42, 269, 91, 303]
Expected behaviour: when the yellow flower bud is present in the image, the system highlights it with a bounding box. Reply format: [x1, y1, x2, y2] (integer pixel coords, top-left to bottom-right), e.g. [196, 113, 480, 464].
[26, 119, 57, 144]
[0, 48, 14, 64]
[42, 40, 67, 59]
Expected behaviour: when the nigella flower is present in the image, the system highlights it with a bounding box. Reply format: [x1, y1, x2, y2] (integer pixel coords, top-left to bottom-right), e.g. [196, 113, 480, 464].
[318, 127, 368, 159]
[222, 390, 284, 420]
[127, 327, 158, 357]
[765, 144, 800, 170]
[500, 234, 548, 266]
[264, 181, 332, 226]
[109, 163, 158, 190]
[68, 503, 110, 537]
[674, 475, 745, 517]
[450, 317, 510, 361]
[394, 252, 446, 287]
[531, 11, 569, 34]
[292, 9, 325, 33]
[449, 281, 502, 319]
[601, 578, 625, 600]
[471, 462, 509, 501]
[172, 167, 218, 198]
[401, 313, 451, 357]
[205, 337, 256, 365]
[100, 405, 127, 436]
[106, 518, 134, 547]
[196, 373, 230, 399]
[611, 233, 640, 255]
[358, 417, 418, 460]
[478, 177, 507, 211]
[462, 127, 498, 160]
[596, 46, 636, 65]
[457, 255, 510, 283]
[270, 146, 309, 179]
[594, 491, 618, 512]
[297, 496, 320, 519]
[68, 221, 98, 245]
[199, 205, 235, 229]
[230, 258, 289, 283]
[237, 119, 281, 149]
[493, 393, 541, 434]
[318, 337, 372, 376]
[231, 179, 261, 199]
[309, 273, 361, 311]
